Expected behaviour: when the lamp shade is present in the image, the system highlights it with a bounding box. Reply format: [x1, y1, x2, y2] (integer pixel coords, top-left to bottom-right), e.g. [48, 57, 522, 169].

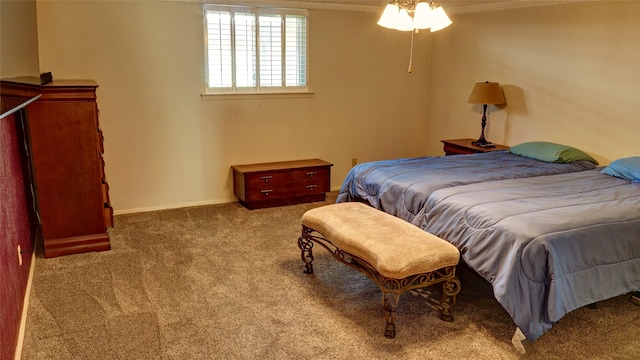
[467, 81, 506, 105]
[377, 4, 400, 29]
[429, 5, 452, 32]
[412, 2, 432, 30]
[396, 8, 415, 31]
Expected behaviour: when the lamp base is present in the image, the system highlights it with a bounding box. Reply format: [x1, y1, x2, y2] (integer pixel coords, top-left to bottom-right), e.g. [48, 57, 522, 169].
[471, 140, 495, 148]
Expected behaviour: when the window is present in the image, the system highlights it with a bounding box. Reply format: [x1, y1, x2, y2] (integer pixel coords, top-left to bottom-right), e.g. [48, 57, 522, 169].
[204, 4, 309, 94]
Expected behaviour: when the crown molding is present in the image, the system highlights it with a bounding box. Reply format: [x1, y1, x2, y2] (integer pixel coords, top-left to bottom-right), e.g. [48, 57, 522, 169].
[154, 0, 604, 14]
[159, 0, 381, 12]
[449, 0, 604, 14]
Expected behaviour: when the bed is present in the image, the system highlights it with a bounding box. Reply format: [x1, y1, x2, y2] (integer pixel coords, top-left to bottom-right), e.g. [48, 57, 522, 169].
[337, 147, 597, 228]
[336, 143, 639, 341]
[423, 167, 640, 341]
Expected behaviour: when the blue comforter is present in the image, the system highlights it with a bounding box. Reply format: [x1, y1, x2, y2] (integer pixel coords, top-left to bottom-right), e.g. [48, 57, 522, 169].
[424, 169, 640, 341]
[336, 151, 596, 228]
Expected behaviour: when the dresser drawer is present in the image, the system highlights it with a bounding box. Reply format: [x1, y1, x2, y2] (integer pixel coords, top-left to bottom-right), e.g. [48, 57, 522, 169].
[232, 159, 333, 209]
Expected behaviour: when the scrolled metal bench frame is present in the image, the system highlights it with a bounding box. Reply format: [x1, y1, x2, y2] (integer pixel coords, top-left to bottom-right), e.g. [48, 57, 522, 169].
[298, 225, 461, 339]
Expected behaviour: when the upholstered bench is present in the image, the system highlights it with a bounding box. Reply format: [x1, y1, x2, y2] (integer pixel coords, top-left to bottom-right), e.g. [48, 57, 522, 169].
[298, 202, 461, 338]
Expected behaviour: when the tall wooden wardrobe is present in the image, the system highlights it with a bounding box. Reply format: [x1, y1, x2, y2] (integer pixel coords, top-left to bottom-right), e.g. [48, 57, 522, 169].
[0, 78, 113, 258]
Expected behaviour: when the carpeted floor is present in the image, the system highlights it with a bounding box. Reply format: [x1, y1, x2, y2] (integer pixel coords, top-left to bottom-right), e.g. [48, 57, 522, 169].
[20, 192, 640, 359]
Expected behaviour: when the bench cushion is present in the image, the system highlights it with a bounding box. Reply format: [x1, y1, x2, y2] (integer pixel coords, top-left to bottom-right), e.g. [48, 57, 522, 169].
[301, 202, 460, 279]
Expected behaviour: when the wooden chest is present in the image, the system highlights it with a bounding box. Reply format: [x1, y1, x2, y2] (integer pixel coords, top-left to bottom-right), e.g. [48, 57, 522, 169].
[232, 159, 333, 209]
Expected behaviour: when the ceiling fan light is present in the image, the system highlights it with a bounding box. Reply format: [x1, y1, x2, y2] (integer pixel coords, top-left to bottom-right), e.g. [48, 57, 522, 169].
[412, 2, 432, 29]
[396, 8, 415, 31]
[429, 5, 452, 32]
[377, 3, 400, 29]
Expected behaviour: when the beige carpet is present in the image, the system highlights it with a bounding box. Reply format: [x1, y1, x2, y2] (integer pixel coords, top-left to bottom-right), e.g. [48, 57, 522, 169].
[20, 192, 640, 359]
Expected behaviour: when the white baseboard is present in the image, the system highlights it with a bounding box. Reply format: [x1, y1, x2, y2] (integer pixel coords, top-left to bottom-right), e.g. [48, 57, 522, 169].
[14, 250, 36, 360]
[114, 189, 341, 216]
[114, 199, 232, 215]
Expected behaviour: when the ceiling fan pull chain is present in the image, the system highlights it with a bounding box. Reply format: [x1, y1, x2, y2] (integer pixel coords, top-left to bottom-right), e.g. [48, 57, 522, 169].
[408, 29, 415, 73]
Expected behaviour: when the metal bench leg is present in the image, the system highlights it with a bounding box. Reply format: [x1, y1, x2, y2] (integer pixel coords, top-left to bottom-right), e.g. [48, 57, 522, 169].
[382, 291, 401, 339]
[439, 277, 461, 322]
[298, 227, 314, 274]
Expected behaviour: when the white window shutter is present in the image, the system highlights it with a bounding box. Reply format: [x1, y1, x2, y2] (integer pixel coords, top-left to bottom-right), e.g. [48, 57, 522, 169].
[285, 15, 307, 87]
[204, 5, 308, 94]
[206, 11, 232, 88]
[234, 12, 257, 88]
[258, 14, 282, 88]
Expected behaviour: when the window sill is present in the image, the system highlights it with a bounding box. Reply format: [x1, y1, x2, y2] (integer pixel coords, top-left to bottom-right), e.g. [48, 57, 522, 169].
[201, 91, 314, 101]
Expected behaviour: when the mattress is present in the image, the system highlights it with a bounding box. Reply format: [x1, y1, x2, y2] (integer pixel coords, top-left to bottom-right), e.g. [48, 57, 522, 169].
[424, 169, 640, 340]
[336, 151, 596, 228]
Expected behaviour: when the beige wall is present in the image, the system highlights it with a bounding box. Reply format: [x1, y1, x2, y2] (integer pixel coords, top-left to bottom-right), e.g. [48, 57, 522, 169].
[0, 0, 39, 78]
[36, 1, 431, 213]
[34, 1, 640, 213]
[427, 1, 640, 164]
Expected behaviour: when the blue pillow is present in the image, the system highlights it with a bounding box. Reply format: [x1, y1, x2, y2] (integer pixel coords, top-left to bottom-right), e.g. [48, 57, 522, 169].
[509, 141, 598, 164]
[600, 157, 640, 182]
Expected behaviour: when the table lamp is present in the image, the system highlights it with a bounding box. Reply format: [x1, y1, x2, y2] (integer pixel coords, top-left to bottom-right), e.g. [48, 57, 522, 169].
[467, 81, 506, 147]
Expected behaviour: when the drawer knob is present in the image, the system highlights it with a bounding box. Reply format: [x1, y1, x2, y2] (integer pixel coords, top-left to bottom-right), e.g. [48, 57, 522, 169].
[261, 189, 273, 196]
[305, 184, 318, 191]
[306, 171, 317, 178]
[260, 175, 273, 183]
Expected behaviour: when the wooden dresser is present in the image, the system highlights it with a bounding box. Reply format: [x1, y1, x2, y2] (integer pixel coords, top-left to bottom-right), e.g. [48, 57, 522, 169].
[232, 159, 333, 209]
[0, 78, 113, 258]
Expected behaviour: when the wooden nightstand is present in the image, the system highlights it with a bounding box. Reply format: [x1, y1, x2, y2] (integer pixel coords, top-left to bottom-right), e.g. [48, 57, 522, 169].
[441, 138, 509, 156]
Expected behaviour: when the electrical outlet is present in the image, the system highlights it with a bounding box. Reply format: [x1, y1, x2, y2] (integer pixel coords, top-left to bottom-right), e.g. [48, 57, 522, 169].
[351, 158, 358, 167]
[18, 245, 22, 266]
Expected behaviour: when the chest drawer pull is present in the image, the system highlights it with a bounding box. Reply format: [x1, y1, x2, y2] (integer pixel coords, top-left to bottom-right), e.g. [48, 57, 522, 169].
[305, 184, 318, 191]
[306, 171, 317, 178]
[261, 189, 273, 196]
[260, 176, 273, 183]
